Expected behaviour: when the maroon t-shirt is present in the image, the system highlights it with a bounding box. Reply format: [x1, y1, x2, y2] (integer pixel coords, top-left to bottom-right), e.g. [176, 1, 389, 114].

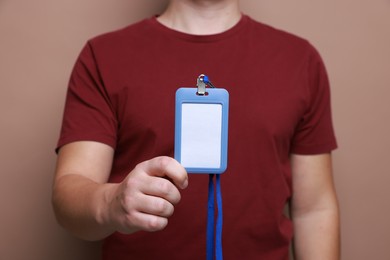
[58, 15, 337, 260]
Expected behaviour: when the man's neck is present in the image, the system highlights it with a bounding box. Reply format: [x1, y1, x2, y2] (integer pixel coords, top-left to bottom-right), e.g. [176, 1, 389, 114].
[157, 0, 241, 35]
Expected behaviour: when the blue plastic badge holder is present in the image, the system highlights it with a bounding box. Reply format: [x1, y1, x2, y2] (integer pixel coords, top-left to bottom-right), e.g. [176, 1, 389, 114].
[174, 87, 229, 174]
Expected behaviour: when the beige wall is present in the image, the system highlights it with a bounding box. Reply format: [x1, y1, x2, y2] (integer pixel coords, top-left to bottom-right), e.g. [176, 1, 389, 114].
[0, 0, 389, 259]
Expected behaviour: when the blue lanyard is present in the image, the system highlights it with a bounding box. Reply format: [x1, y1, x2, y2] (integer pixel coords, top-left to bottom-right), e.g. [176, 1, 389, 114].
[207, 174, 223, 260]
[192, 74, 224, 259]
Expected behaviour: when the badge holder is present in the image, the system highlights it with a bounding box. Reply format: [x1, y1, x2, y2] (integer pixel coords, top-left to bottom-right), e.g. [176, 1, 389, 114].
[175, 74, 228, 260]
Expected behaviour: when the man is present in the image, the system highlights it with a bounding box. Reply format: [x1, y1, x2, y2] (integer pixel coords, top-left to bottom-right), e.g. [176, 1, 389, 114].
[52, 0, 340, 259]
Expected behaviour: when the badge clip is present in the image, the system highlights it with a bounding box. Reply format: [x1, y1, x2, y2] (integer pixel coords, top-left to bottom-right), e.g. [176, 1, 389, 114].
[197, 74, 216, 95]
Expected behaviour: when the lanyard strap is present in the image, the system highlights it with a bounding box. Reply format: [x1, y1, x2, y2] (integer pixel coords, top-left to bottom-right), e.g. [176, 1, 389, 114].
[206, 174, 223, 260]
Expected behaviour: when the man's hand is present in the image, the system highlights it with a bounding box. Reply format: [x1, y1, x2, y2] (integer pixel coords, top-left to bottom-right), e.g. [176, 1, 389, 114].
[102, 157, 188, 234]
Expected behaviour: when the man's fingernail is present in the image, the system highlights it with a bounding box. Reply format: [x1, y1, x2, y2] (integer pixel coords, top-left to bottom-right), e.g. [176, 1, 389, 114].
[182, 179, 188, 189]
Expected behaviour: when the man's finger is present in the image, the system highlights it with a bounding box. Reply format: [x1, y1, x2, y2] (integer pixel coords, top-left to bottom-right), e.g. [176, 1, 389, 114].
[138, 156, 188, 189]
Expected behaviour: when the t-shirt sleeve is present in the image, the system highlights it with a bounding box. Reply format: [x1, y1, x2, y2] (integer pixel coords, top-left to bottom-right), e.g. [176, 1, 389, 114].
[56, 42, 118, 152]
[290, 45, 338, 154]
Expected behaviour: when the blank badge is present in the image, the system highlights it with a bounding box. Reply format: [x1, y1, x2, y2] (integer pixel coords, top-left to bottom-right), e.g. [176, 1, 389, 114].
[174, 77, 229, 174]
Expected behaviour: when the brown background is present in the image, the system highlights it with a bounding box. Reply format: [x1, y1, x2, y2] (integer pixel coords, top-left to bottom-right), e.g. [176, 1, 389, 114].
[1, 0, 389, 259]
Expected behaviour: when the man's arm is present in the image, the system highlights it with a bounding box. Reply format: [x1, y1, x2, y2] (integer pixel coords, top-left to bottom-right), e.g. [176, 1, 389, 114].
[52, 141, 188, 241]
[291, 153, 340, 260]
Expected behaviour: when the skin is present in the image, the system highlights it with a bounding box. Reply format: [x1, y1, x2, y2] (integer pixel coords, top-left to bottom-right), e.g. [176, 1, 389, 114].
[53, 141, 188, 240]
[291, 154, 340, 259]
[52, 0, 340, 259]
[53, 142, 188, 240]
[157, 0, 241, 35]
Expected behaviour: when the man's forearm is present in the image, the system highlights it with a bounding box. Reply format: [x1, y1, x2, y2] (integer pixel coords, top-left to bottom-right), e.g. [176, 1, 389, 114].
[290, 153, 340, 259]
[52, 174, 117, 241]
[293, 206, 340, 260]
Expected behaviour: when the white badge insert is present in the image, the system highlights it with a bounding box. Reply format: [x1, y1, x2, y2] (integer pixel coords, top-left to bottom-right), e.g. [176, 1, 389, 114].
[181, 103, 222, 168]
[175, 88, 229, 174]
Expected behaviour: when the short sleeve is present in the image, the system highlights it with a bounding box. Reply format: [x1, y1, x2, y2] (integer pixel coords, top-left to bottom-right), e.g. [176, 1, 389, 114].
[56, 42, 118, 152]
[290, 46, 337, 154]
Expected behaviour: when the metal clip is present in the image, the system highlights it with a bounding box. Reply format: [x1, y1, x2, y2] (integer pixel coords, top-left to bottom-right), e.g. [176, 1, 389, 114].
[197, 74, 207, 95]
[197, 74, 216, 95]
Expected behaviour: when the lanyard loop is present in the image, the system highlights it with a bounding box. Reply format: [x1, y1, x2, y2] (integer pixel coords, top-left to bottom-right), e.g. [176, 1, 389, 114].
[207, 174, 223, 260]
